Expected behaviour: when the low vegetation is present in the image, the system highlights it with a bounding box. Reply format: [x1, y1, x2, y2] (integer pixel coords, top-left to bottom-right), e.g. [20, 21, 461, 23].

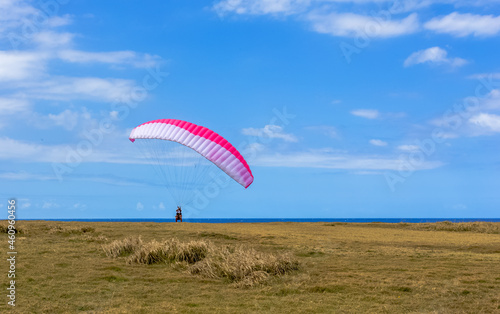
[102, 236, 143, 257]
[103, 236, 299, 286]
[45, 225, 96, 235]
[400, 221, 500, 234]
[126, 238, 210, 265]
[327, 221, 500, 234]
[189, 245, 299, 287]
[2, 220, 499, 313]
[0, 224, 26, 234]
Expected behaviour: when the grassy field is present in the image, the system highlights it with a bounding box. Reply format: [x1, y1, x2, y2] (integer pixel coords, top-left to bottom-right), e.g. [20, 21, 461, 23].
[1, 221, 499, 313]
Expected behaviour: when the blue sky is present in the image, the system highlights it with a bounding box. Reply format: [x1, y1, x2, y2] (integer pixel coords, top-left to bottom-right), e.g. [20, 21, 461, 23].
[1, 0, 500, 219]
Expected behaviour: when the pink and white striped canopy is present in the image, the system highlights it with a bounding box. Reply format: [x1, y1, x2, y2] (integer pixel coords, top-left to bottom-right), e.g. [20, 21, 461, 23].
[129, 119, 254, 188]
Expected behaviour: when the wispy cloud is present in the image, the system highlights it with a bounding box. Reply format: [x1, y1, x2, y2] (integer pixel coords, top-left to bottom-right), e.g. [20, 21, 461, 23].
[404, 47, 467, 67]
[0, 98, 31, 114]
[47, 109, 81, 131]
[305, 125, 338, 138]
[42, 201, 61, 209]
[33, 31, 74, 48]
[397, 144, 420, 152]
[429, 89, 500, 137]
[424, 12, 500, 37]
[242, 125, 298, 142]
[252, 150, 443, 171]
[212, 0, 500, 41]
[351, 109, 379, 119]
[0, 171, 56, 181]
[18, 76, 140, 103]
[308, 12, 419, 38]
[136, 202, 144, 211]
[213, 0, 310, 16]
[0, 51, 47, 81]
[0, 137, 137, 164]
[58, 50, 162, 68]
[469, 113, 500, 133]
[468, 73, 500, 80]
[0, 0, 38, 37]
[370, 139, 388, 147]
[0, 170, 155, 187]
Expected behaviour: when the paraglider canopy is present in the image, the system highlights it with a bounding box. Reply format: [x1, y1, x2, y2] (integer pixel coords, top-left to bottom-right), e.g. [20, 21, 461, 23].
[129, 119, 254, 207]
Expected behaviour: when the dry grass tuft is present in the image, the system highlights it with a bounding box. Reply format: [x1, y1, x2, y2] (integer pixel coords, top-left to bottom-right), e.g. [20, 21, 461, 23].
[127, 238, 210, 265]
[399, 221, 500, 234]
[83, 234, 108, 243]
[103, 236, 299, 287]
[189, 245, 299, 286]
[102, 237, 143, 258]
[47, 225, 96, 235]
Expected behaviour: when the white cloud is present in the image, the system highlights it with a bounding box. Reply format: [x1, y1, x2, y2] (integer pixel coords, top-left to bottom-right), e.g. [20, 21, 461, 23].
[22, 77, 140, 103]
[242, 125, 298, 142]
[468, 73, 500, 80]
[469, 113, 500, 133]
[48, 109, 80, 130]
[397, 144, 420, 152]
[0, 98, 31, 114]
[45, 14, 72, 28]
[154, 202, 166, 210]
[21, 201, 31, 209]
[214, 0, 310, 16]
[308, 12, 419, 38]
[0, 0, 38, 37]
[253, 150, 443, 171]
[0, 137, 48, 160]
[353, 170, 384, 175]
[110, 111, 119, 120]
[476, 89, 500, 111]
[241, 142, 266, 157]
[42, 201, 60, 209]
[404, 47, 467, 67]
[73, 203, 86, 210]
[58, 50, 162, 68]
[0, 51, 46, 81]
[370, 139, 388, 146]
[436, 132, 458, 139]
[33, 31, 74, 48]
[424, 12, 500, 37]
[0, 171, 56, 181]
[0, 2, 71, 40]
[0, 136, 140, 164]
[305, 125, 338, 138]
[351, 109, 379, 119]
[0, 170, 150, 187]
[136, 202, 144, 211]
[428, 89, 500, 138]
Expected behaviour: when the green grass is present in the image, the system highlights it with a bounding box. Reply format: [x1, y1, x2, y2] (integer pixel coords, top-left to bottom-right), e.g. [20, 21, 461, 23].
[1, 220, 499, 313]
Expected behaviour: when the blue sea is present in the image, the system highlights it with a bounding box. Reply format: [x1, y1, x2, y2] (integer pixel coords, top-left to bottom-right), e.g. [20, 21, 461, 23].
[23, 218, 500, 223]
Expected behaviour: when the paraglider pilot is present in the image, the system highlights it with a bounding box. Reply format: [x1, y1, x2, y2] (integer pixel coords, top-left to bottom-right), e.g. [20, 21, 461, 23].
[175, 206, 182, 222]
